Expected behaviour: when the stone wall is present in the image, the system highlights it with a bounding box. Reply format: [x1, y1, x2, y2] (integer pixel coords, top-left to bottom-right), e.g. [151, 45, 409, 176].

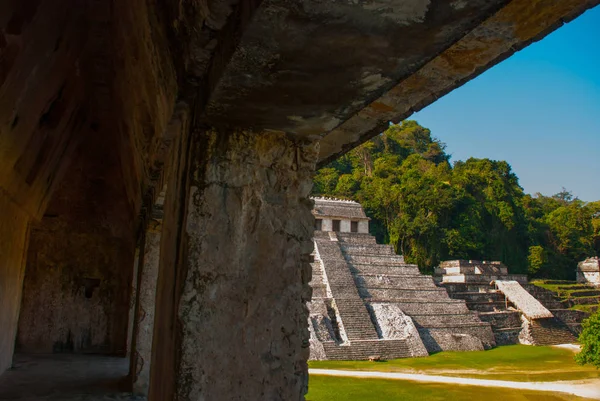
[150, 129, 318, 400]
[369, 303, 428, 357]
[322, 219, 333, 231]
[16, 130, 137, 355]
[577, 257, 600, 285]
[17, 219, 133, 354]
[358, 221, 369, 234]
[579, 272, 600, 285]
[418, 327, 489, 353]
[308, 320, 328, 361]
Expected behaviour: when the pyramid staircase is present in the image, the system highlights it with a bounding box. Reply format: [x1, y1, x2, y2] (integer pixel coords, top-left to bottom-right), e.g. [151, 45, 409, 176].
[311, 231, 412, 360]
[337, 233, 495, 353]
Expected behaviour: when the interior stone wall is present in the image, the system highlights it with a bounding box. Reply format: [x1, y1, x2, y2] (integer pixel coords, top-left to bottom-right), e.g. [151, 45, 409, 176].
[150, 129, 318, 400]
[0, 194, 30, 373]
[17, 221, 134, 354]
[16, 131, 137, 355]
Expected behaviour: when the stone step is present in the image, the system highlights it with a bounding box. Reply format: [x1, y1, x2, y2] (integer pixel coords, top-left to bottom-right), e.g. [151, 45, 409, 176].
[567, 289, 600, 297]
[340, 244, 396, 256]
[335, 233, 378, 245]
[465, 301, 508, 312]
[350, 264, 421, 276]
[355, 275, 438, 289]
[451, 291, 505, 303]
[345, 254, 410, 266]
[438, 283, 497, 293]
[334, 299, 379, 340]
[408, 313, 484, 328]
[562, 296, 600, 307]
[550, 309, 590, 324]
[556, 285, 596, 291]
[477, 311, 522, 329]
[440, 274, 528, 284]
[435, 265, 508, 275]
[493, 327, 522, 346]
[366, 300, 471, 315]
[357, 287, 451, 300]
[530, 318, 578, 345]
[328, 284, 358, 293]
[322, 339, 413, 360]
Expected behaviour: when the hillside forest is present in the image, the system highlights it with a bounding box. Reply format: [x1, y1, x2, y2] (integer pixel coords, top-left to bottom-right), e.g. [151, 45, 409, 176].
[313, 121, 600, 279]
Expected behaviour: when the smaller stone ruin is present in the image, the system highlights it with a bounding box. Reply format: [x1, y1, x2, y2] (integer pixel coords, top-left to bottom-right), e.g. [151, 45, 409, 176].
[434, 260, 528, 284]
[577, 257, 600, 286]
[435, 260, 577, 346]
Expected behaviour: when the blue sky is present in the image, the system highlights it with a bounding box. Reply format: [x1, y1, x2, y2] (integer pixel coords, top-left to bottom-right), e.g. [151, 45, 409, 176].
[411, 6, 600, 202]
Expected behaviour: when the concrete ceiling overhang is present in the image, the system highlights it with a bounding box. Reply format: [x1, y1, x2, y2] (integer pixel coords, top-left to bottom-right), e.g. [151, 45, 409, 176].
[201, 0, 599, 167]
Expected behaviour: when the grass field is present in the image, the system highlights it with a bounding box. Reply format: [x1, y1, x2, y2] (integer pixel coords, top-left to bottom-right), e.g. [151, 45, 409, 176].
[309, 345, 600, 382]
[306, 376, 592, 401]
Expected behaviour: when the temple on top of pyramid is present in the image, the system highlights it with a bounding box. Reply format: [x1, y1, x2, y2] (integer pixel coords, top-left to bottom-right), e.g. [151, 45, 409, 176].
[312, 197, 370, 233]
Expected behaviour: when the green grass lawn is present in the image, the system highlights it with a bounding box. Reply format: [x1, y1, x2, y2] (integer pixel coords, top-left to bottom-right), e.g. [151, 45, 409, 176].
[306, 376, 592, 401]
[309, 345, 600, 382]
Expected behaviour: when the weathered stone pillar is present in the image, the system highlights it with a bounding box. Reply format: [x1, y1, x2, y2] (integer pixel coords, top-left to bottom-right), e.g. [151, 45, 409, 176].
[150, 129, 317, 400]
[0, 194, 30, 374]
[130, 215, 162, 394]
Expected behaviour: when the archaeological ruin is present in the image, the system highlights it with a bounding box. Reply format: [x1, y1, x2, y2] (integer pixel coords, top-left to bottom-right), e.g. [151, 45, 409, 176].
[307, 200, 583, 361]
[1, 1, 599, 400]
[577, 257, 600, 286]
[308, 198, 495, 360]
[436, 260, 579, 346]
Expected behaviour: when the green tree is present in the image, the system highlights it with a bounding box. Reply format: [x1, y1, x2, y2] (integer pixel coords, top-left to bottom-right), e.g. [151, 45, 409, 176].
[527, 245, 546, 276]
[545, 202, 593, 259]
[313, 167, 340, 195]
[576, 311, 600, 369]
[451, 158, 529, 273]
[586, 201, 600, 255]
[311, 120, 599, 278]
[389, 155, 456, 270]
[383, 120, 448, 165]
